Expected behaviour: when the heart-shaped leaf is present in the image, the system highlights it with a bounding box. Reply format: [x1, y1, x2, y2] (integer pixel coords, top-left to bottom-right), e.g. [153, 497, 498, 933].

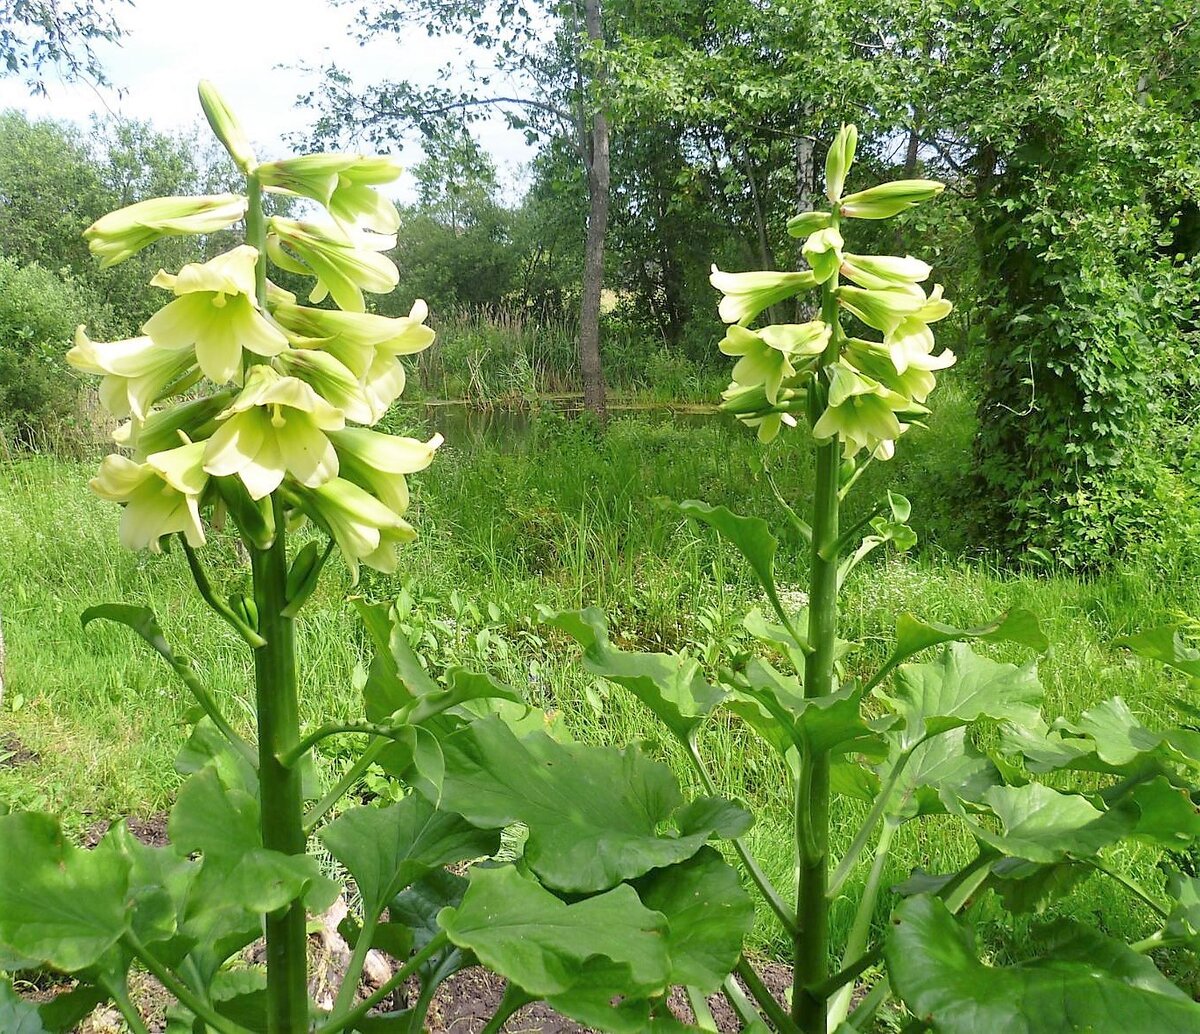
[439, 866, 670, 999]
[0, 979, 48, 1034]
[633, 847, 754, 992]
[0, 813, 130, 972]
[883, 643, 1043, 748]
[728, 659, 878, 756]
[320, 795, 499, 920]
[677, 500, 802, 637]
[962, 783, 1136, 863]
[1116, 624, 1200, 682]
[893, 609, 1048, 661]
[433, 716, 748, 892]
[888, 728, 1001, 822]
[887, 894, 1200, 1033]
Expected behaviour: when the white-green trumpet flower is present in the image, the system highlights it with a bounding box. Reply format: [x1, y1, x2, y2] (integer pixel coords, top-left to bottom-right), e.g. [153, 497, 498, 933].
[202, 365, 344, 499]
[144, 246, 287, 383]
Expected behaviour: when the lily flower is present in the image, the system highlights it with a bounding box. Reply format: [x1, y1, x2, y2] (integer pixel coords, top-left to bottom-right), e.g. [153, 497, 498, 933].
[84, 194, 247, 267]
[812, 362, 916, 458]
[271, 299, 435, 379]
[841, 254, 932, 291]
[257, 154, 402, 234]
[719, 381, 807, 443]
[915, 284, 953, 323]
[836, 284, 926, 335]
[290, 477, 416, 582]
[802, 226, 845, 284]
[203, 365, 344, 499]
[273, 348, 372, 425]
[143, 246, 287, 384]
[839, 180, 944, 220]
[710, 266, 818, 325]
[267, 218, 399, 313]
[720, 322, 829, 403]
[883, 316, 958, 376]
[845, 338, 953, 404]
[67, 326, 195, 420]
[90, 442, 209, 551]
[329, 428, 443, 514]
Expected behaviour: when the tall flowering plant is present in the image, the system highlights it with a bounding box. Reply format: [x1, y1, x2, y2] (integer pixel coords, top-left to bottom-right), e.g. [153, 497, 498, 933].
[0, 83, 762, 1034]
[552, 126, 1200, 1034]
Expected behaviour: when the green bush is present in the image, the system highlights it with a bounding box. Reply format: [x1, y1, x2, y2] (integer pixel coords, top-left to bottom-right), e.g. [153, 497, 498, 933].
[0, 257, 112, 446]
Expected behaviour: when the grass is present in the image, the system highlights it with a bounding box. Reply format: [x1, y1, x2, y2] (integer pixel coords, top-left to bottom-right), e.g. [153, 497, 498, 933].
[2, 367, 1199, 970]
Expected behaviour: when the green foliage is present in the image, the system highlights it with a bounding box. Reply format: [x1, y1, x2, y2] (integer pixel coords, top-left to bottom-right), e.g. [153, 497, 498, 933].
[0, 257, 110, 445]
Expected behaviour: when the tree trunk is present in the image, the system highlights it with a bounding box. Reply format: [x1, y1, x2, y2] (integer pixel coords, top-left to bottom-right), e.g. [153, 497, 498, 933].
[578, 0, 609, 418]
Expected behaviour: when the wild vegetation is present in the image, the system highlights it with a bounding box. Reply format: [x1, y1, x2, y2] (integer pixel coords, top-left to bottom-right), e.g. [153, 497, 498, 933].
[0, 1, 1198, 1032]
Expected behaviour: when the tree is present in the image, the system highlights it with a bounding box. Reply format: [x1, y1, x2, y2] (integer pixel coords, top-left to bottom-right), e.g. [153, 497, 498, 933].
[300, 0, 614, 416]
[0, 0, 129, 92]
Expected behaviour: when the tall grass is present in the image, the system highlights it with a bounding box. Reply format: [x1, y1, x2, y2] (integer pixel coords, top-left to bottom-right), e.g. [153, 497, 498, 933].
[414, 305, 728, 403]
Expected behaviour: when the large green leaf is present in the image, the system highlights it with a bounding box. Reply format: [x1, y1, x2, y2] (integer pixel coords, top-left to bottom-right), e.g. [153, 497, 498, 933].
[1164, 869, 1200, 947]
[677, 500, 793, 626]
[727, 659, 878, 757]
[983, 858, 1092, 914]
[892, 609, 1048, 662]
[319, 795, 499, 919]
[633, 847, 754, 992]
[1126, 775, 1200, 848]
[547, 960, 704, 1033]
[963, 783, 1136, 863]
[169, 767, 337, 923]
[0, 979, 47, 1034]
[434, 716, 750, 892]
[1116, 624, 1200, 682]
[888, 728, 1001, 822]
[0, 812, 130, 972]
[543, 608, 724, 741]
[887, 895, 1200, 1033]
[387, 868, 474, 1006]
[353, 598, 438, 720]
[883, 642, 1042, 748]
[439, 866, 670, 999]
[1003, 697, 1190, 776]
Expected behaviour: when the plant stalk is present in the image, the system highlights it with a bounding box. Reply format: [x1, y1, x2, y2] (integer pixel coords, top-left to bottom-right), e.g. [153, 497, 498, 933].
[252, 495, 309, 1034]
[792, 270, 843, 1032]
[244, 178, 308, 1033]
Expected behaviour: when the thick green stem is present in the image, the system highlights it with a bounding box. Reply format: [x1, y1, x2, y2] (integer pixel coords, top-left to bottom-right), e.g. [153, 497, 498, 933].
[241, 174, 309, 1033]
[254, 503, 308, 1033]
[793, 273, 843, 1032]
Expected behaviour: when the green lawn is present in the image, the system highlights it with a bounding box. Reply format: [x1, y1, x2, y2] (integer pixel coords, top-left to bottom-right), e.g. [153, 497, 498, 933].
[2, 371, 1198, 962]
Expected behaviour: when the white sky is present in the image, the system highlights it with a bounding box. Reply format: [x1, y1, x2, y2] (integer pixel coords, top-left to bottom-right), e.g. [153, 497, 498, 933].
[0, 0, 536, 203]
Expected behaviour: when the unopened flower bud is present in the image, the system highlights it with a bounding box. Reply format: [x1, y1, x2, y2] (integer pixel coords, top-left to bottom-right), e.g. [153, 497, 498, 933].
[840, 180, 944, 220]
[825, 124, 857, 202]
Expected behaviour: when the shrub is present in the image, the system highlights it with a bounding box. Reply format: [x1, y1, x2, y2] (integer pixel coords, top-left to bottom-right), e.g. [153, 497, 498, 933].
[0, 257, 111, 446]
